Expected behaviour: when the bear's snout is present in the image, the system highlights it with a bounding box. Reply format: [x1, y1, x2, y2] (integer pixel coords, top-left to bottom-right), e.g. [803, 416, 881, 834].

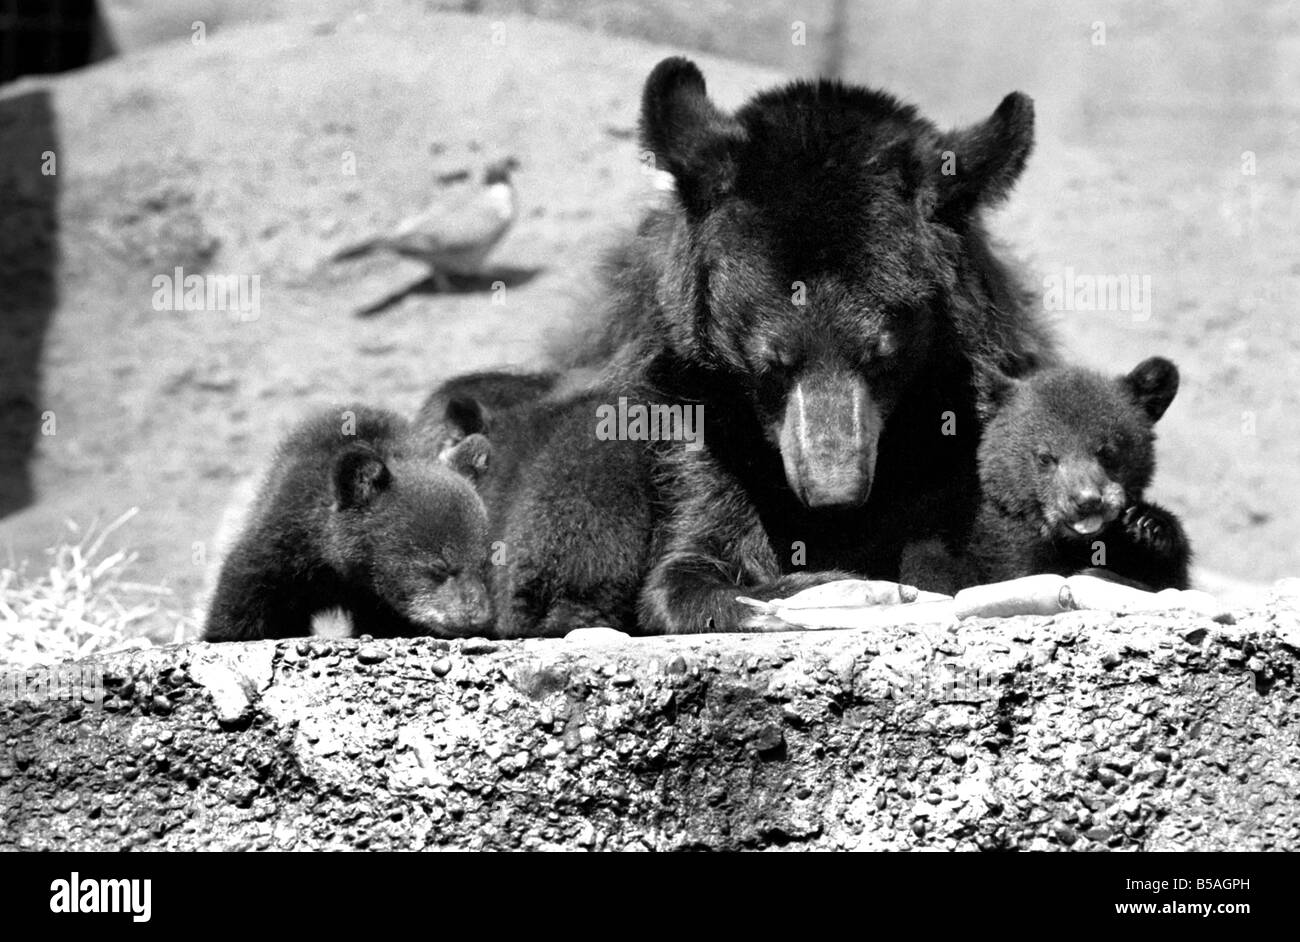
[1050, 457, 1126, 537]
[405, 574, 495, 636]
[779, 369, 880, 508]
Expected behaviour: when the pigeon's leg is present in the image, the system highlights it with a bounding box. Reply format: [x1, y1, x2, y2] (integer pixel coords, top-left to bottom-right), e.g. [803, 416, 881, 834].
[430, 268, 455, 294]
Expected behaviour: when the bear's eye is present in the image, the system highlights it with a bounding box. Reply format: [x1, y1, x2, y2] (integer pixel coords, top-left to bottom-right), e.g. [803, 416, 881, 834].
[874, 331, 897, 360]
[771, 351, 795, 374]
[1096, 443, 1116, 464]
[1035, 450, 1056, 469]
[427, 556, 452, 581]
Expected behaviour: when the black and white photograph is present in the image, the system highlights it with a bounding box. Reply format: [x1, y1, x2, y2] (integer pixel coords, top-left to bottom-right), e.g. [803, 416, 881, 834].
[0, 0, 1294, 905]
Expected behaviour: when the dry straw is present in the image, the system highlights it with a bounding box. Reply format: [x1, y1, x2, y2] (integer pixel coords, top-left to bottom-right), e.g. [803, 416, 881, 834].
[0, 508, 185, 668]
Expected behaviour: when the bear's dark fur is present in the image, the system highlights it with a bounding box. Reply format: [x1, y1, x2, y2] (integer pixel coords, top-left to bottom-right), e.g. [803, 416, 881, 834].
[565, 57, 1057, 632]
[416, 374, 657, 638]
[204, 406, 493, 641]
[413, 368, 563, 454]
[970, 357, 1192, 590]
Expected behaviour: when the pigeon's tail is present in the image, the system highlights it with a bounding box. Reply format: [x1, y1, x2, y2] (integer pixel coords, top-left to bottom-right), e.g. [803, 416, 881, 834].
[329, 238, 381, 262]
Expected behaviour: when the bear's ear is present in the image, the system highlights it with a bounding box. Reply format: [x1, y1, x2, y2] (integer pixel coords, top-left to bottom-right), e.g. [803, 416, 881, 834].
[444, 433, 491, 483]
[334, 444, 391, 509]
[640, 56, 745, 213]
[444, 395, 488, 437]
[934, 92, 1034, 215]
[1123, 357, 1179, 422]
[977, 369, 1022, 421]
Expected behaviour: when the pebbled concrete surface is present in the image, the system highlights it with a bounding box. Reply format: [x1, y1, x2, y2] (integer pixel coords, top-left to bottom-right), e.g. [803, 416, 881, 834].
[3, 599, 1299, 851]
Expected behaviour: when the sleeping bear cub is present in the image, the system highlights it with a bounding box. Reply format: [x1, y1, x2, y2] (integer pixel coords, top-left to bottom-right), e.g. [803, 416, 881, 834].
[972, 356, 1192, 590]
[204, 406, 493, 641]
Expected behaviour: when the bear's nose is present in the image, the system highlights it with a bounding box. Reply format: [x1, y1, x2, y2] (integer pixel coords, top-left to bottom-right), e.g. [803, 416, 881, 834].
[1072, 489, 1103, 515]
[779, 369, 879, 509]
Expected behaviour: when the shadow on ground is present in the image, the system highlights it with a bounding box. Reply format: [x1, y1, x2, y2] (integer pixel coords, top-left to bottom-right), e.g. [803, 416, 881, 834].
[355, 265, 545, 317]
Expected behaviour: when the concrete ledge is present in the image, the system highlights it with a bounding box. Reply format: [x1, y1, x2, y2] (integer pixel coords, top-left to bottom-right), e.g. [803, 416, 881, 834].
[3, 602, 1299, 851]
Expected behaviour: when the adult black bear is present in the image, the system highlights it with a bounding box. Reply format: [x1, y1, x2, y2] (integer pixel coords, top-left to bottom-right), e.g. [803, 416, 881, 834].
[567, 57, 1057, 632]
[415, 374, 657, 637]
[204, 407, 493, 641]
[970, 357, 1192, 590]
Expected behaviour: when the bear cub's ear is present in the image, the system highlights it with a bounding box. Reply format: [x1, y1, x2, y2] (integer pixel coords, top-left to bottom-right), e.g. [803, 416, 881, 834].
[444, 394, 488, 437]
[640, 56, 745, 212]
[444, 433, 492, 484]
[1123, 357, 1179, 423]
[977, 369, 1023, 421]
[334, 443, 392, 509]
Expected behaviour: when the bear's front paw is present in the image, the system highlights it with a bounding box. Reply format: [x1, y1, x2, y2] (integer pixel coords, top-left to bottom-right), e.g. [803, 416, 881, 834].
[1122, 504, 1178, 556]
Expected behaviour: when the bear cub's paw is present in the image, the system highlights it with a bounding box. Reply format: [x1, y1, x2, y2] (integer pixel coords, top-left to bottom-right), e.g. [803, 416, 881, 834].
[1122, 503, 1181, 558]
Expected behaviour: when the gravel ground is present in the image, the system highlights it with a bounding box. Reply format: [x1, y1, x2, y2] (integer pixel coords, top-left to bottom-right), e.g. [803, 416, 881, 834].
[4, 591, 1298, 850]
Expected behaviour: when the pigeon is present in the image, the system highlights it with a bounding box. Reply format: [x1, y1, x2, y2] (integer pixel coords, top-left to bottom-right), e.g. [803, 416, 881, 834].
[330, 157, 519, 293]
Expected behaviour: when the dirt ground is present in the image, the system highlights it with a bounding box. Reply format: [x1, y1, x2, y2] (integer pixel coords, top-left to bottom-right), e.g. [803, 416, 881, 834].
[0, 1, 1296, 639]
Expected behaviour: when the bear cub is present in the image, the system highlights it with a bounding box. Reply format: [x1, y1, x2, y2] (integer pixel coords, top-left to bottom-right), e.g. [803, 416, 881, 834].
[204, 406, 493, 641]
[972, 356, 1192, 590]
[415, 370, 657, 638]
